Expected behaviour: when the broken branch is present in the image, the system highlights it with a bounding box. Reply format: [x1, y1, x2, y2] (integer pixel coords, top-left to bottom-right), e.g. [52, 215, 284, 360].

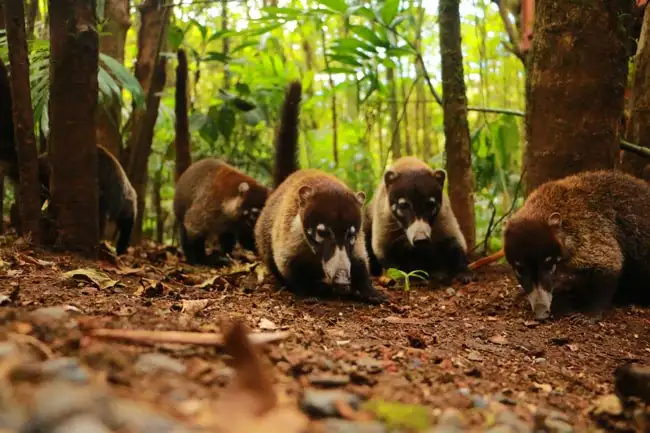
[88, 328, 289, 347]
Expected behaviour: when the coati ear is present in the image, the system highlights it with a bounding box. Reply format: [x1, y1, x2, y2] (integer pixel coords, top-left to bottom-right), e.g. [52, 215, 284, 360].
[384, 170, 398, 187]
[298, 185, 313, 207]
[432, 169, 446, 186]
[238, 182, 250, 197]
[547, 212, 562, 229]
[355, 191, 366, 205]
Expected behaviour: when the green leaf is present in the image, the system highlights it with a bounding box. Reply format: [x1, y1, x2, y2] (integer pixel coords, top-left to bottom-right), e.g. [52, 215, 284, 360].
[408, 270, 429, 281]
[261, 6, 304, 17]
[231, 41, 258, 54]
[200, 105, 220, 143]
[218, 105, 236, 139]
[233, 97, 257, 112]
[333, 37, 376, 53]
[167, 25, 185, 51]
[204, 51, 231, 63]
[349, 25, 389, 48]
[189, 112, 208, 133]
[315, 0, 347, 13]
[329, 54, 363, 67]
[381, 0, 400, 26]
[240, 22, 284, 37]
[99, 53, 145, 108]
[242, 108, 263, 126]
[190, 18, 209, 41]
[323, 66, 356, 75]
[385, 268, 406, 281]
[348, 6, 375, 20]
[235, 82, 251, 95]
[385, 46, 415, 57]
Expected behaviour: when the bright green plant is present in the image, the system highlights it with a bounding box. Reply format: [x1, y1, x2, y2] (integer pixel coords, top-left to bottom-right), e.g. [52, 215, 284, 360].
[385, 268, 429, 292]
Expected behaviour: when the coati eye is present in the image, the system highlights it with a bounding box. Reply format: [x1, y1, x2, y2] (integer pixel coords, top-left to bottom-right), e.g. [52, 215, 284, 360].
[316, 223, 329, 240]
[397, 198, 409, 211]
[348, 226, 357, 245]
[243, 210, 250, 216]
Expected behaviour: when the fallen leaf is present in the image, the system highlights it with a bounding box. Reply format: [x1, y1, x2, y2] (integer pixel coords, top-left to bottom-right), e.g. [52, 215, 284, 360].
[532, 382, 552, 393]
[488, 335, 508, 345]
[134, 279, 167, 297]
[62, 268, 118, 290]
[258, 318, 277, 331]
[195, 275, 219, 289]
[567, 344, 579, 352]
[589, 394, 622, 416]
[222, 262, 255, 276]
[115, 266, 146, 276]
[181, 299, 214, 316]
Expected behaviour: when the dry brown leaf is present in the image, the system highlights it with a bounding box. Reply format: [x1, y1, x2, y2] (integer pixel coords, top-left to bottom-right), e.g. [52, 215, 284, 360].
[115, 266, 146, 276]
[62, 268, 118, 290]
[195, 275, 219, 289]
[258, 318, 277, 331]
[181, 299, 214, 316]
[488, 335, 508, 345]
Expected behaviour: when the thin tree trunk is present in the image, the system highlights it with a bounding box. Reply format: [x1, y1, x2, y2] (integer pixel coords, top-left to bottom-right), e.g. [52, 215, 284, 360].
[524, 1, 631, 194]
[153, 166, 164, 243]
[5, 0, 41, 242]
[221, 0, 230, 89]
[399, 63, 412, 155]
[622, 5, 650, 178]
[96, 0, 131, 157]
[175, 48, 191, 181]
[439, 0, 476, 251]
[415, 0, 431, 160]
[0, 2, 5, 233]
[320, 29, 338, 166]
[26, 0, 39, 40]
[48, 0, 100, 256]
[387, 67, 401, 159]
[126, 0, 169, 242]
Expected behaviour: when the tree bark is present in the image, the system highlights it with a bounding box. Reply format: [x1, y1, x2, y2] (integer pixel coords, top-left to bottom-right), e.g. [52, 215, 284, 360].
[0, 2, 6, 233]
[48, 0, 100, 256]
[524, 1, 631, 194]
[221, 0, 230, 89]
[387, 67, 401, 159]
[175, 48, 191, 181]
[26, 0, 39, 40]
[126, 0, 169, 242]
[96, 0, 131, 157]
[4, 0, 41, 243]
[439, 0, 476, 251]
[622, 6, 650, 178]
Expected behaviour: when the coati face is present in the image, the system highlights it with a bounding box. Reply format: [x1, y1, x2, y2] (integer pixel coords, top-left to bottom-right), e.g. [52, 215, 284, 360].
[237, 182, 269, 229]
[503, 212, 566, 320]
[384, 168, 445, 246]
[298, 185, 365, 286]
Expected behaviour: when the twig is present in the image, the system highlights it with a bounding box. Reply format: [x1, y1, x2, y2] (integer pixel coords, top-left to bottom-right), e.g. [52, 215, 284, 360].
[88, 328, 290, 347]
[390, 77, 418, 155]
[495, 0, 524, 63]
[620, 138, 650, 158]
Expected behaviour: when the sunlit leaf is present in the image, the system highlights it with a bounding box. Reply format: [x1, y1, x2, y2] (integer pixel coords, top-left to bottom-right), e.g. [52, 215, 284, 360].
[204, 51, 231, 63]
[329, 54, 363, 67]
[189, 112, 208, 133]
[386, 46, 415, 57]
[315, 0, 347, 13]
[323, 66, 357, 75]
[261, 6, 304, 17]
[200, 105, 220, 143]
[349, 25, 389, 48]
[242, 108, 264, 126]
[167, 24, 185, 51]
[385, 268, 406, 280]
[235, 82, 251, 95]
[348, 5, 375, 20]
[381, 0, 400, 26]
[99, 53, 145, 108]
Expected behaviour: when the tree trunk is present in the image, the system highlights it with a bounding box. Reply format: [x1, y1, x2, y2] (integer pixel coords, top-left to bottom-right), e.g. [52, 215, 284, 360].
[415, 0, 431, 160]
[126, 0, 169, 242]
[221, 0, 230, 89]
[96, 0, 131, 157]
[175, 49, 191, 181]
[0, 2, 5, 233]
[153, 166, 164, 243]
[4, 0, 41, 243]
[524, 1, 631, 194]
[26, 0, 39, 40]
[387, 67, 401, 159]
[622, 7, 650, 178]
[439, 0, 476, 251]
[320, 29, 338, 166]
[48, 0, 100, 256]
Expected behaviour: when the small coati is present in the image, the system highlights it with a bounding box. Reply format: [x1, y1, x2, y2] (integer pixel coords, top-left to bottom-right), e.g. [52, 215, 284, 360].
[254, 81, 386, 304]
[503, 170, 650, 320]
[172, 79, 302, 265]
[364, 156, 471, 282]
[0, 59, 137, 254]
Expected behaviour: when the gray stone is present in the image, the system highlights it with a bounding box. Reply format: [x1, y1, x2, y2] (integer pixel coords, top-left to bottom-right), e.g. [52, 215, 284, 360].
[105, 399, 188, 433]
[322, 419, 387, 433]
[42, 358, 89, 384]
[31, 382, 108, 424]
[51, 414, 112, 433]
[135, 353, 187, 375]
[300, 389, 362, 417]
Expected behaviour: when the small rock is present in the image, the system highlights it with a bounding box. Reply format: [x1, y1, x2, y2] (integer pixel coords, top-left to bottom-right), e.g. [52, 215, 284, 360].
[445, 287, 456, 296]
[52, 414, 112, 433]
[457, 388, 470, 397]
[135, 353, 187, 375]
[29, 382, 110, 428]
[300, 389, 362, 417]
[496, 410, 531, 433]
[429, 408, 464, 432]
[534, 357, 547, 364]
[356, 357, 383, 374]
[28, 306, 70, 322]
[488, 335, 508, 345]
[258, 318, 277, 330]
[308, 374, 351, 387]
[42, 358, 89, 383]
[321, 419, 387, 433]
[471, 396, 488, 408]
[105, 399, 188, 433]
[589, 394, 622, 416]
[544, 418, 573, 433]
[467, 351, 483, 362]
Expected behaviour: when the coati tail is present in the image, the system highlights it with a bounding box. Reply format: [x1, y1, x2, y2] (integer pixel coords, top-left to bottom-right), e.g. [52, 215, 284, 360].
[273, 80, 302, 188]
[0, 58, 16, 166]
[175, 49, 191, 181]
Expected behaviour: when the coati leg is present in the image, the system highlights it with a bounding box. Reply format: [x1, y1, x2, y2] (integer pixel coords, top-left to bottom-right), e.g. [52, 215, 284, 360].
[437, 236, 475, 284]
[180, 225, 207, 265]
[350, 257, 388, 304]
[566, 267, 619, 324]
[219, 231, 236, 255]
[115, 214, 134, 255]
[364, 225, 383, 276]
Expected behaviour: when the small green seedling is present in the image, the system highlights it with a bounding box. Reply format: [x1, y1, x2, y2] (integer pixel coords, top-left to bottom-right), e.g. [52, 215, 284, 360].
[385, 268, 429, 292]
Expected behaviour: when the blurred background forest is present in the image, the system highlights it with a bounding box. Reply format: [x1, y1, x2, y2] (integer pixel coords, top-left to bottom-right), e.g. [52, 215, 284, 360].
[0, 0, 527, 253]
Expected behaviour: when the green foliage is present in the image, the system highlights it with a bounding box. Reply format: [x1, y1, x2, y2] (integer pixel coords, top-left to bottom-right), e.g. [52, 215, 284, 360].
[363, 399, 431, 431]
[385, 268, 429, 292]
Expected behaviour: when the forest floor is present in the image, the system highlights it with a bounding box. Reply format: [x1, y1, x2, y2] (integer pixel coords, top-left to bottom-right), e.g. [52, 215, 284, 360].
[0, 235, 648, 433]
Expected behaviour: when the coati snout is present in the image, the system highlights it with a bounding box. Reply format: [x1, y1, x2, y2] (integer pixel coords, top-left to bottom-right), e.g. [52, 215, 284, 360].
[300, 185, 365, 286]
[384, 168, 444, 247]
[504, 213, 566, 320]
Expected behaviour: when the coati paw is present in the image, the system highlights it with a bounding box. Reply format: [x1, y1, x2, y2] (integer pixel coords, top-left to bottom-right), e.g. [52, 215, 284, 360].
[568, 313, 601, 326]
[360, 288, 388, 305]
[456, 271, 477, 285]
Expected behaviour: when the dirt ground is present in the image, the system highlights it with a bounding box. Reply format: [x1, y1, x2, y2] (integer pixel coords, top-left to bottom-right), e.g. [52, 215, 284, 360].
[0, 236, 648, 432]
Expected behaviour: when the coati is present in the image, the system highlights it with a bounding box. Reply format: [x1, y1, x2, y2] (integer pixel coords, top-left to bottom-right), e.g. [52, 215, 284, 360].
[503, 170, 650, 321]
[0, 59, 137, 254]
[254, 81, 386, 304]
[364, 156, 472, 282]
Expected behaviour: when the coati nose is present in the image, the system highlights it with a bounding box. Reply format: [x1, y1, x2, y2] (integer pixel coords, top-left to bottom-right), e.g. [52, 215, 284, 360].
[333, 269, 351, 286]
[533, 305, 551, 320]
[413, 231, 430, 245]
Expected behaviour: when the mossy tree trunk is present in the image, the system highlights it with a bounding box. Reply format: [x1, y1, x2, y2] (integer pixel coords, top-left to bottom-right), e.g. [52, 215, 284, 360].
[439, 0, 476, 251]
[621, 6, 650, 178]
[4, 0, 41, 243]
[48, 0, 100, 256]
[524, 1, 631, 194]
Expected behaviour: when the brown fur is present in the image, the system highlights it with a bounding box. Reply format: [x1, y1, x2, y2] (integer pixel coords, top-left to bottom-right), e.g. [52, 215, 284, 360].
[254, 169, 385, 303]
[174, 158, 269, 264]
[504, 169, 650, 319]
[365, 156, 470, 281]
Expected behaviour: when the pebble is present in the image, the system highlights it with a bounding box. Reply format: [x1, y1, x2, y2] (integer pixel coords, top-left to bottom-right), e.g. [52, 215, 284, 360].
[41, 358, 89, 383]
[308, 374, 351, 387]
[356, 357, 383, 374]
[322, 419, 387, 433]
[495, 410, 532, 433]
[135, 353, 187, 375]
[544, 418, 573, 433]
[51, 414, 112, 433]
[28, 306, 71, 322]
[467, 351, 484, 362]
[300, 389, 362, 417]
